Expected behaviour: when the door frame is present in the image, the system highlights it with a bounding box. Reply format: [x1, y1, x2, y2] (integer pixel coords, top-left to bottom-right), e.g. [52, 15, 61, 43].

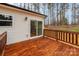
[29, 19, 43, 39]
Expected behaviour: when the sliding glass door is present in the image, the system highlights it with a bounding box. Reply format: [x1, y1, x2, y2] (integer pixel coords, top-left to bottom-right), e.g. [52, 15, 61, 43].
[30, 20, 42, 37]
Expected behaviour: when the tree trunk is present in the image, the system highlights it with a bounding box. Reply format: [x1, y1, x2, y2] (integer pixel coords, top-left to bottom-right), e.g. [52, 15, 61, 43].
[56, 3, 59, 26]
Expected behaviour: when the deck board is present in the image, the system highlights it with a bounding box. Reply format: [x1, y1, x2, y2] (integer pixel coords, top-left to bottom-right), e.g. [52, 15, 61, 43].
[4, 37, 79, 56]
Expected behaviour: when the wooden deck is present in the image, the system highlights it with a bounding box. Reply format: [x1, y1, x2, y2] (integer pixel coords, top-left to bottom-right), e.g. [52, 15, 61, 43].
[4, 37, 79, 56]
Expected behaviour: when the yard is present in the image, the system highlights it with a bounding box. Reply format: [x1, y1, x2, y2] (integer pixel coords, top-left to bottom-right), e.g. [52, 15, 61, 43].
[45, 25, 79, 32]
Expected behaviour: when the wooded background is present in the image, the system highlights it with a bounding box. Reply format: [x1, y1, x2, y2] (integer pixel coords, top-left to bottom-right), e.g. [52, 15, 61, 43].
[11, 3, 79, 26]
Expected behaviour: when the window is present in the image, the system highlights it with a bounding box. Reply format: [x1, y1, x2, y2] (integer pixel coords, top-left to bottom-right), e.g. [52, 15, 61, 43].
[30, 20, 42, 37]
[0, 21, 12, 26]
[0, 14, 12, 26]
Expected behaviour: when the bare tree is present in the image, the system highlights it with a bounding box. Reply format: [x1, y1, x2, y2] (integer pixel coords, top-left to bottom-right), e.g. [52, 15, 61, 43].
[56, 3, 59, 26]
[72, 3, 77, 25]
[24, 3, 26, 8]
[76, 4, 79, 25]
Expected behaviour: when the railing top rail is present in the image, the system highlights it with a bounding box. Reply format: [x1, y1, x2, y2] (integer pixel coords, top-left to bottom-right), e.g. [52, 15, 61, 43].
[0, 32, 7, 40]
[0, 32, 7, 36]
[44, 28, 79, 34]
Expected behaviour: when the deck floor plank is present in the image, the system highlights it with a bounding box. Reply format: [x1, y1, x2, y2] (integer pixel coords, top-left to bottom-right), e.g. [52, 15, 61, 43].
[4, 37, 79, 56]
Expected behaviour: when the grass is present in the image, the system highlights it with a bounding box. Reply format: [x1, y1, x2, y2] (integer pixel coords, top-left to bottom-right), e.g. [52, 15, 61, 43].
[71, 27, 79, 32]
[45, 25, 79, 32]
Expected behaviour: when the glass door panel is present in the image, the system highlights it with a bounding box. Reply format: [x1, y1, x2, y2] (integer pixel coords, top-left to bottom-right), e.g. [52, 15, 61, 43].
[38, 21, 42, 35]
[30, 20, 37, 37]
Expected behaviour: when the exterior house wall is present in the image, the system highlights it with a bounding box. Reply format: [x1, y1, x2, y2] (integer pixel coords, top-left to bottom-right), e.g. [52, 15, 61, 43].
[0, 5, 44, 45]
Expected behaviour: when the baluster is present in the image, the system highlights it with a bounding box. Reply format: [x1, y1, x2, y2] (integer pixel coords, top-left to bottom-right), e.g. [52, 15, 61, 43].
[69, 33, 70, 43]
[73, 34, 76, 45]
[60, 32, 62, 40]
[63, 32, 65, 41]
[66, 32, 67, 42]
[67, 33, 69, 42]
[55, 31, 56, 39]
[64, 32, 66, 42]
[60, 32, 61, 40]
[72, 33, 74, 44]
[68, 33, 70, 42]
[75, 33, 77, 45]
[63, 32, 64, 41]
[59, 32, 60, 40]
[61, 32, 63, 41]
[57, 32, 59, 40]
[56, 31, 58, 40]
[77, 34, 79, 45]
[61, 32, 62, 40]
[61, 32, 62, 41]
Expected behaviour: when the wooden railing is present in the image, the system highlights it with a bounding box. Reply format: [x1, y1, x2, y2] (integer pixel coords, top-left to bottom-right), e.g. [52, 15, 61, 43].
[0, 32, 7, 56]
[44, 29, 79, 46]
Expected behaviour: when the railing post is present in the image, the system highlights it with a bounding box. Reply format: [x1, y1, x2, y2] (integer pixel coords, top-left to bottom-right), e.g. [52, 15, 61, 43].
[43, 29, 45, 38]
[0, 32, 7, 56]
[55, 31, 58, 41]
